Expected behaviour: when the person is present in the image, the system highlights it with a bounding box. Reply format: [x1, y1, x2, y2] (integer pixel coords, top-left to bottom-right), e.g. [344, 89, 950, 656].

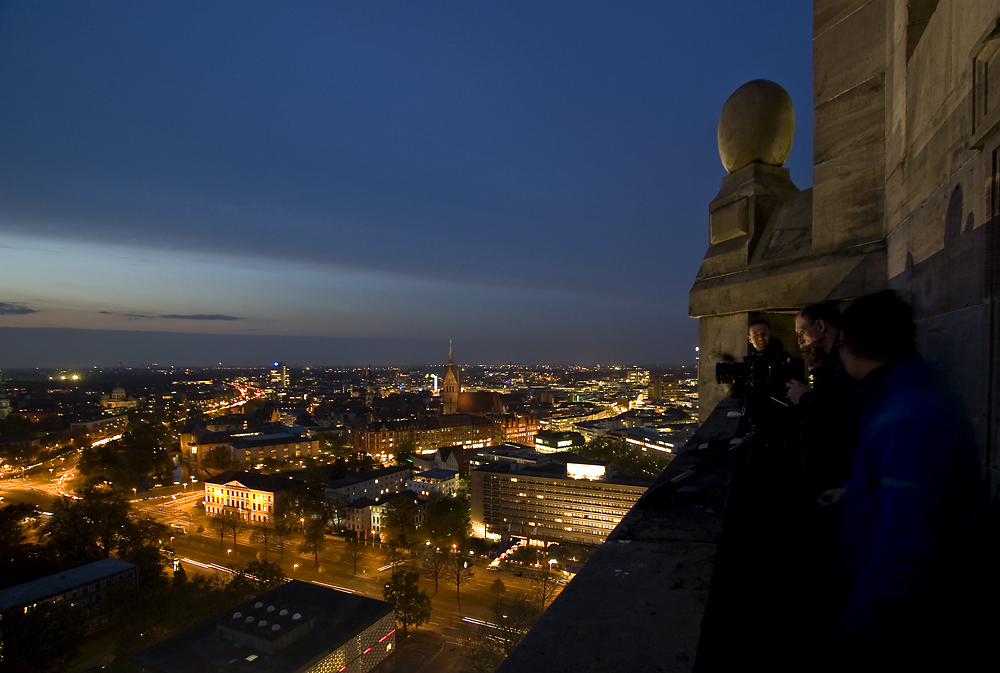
[786, 303, 843, 405]
[747, 318, 788, 360]
[786, 303, 855, 494]
[822, 291, 981, 668]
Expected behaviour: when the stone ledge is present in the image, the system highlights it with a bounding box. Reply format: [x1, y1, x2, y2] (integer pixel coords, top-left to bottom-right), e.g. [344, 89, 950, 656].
[497, 399, 742, 673]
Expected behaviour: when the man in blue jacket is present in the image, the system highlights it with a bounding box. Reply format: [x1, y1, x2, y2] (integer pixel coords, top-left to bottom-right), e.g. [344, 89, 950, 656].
[825, 291, 981, 668]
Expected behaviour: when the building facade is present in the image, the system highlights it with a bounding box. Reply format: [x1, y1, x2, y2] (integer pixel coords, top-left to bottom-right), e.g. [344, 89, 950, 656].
[325, 465, 411, 507]
[350, 414, 493, 457]
[470, 459, 653, 546]
[0, 558, 137, 635]
[407, 468, 460, 498]
[204, 471, 298, 524]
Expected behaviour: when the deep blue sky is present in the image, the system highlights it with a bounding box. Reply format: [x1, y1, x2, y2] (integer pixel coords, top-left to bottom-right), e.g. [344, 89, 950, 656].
[0, 1, 813, 368]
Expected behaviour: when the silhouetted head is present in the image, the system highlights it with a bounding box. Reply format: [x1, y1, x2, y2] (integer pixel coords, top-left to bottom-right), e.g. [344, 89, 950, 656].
[839, 291, 917, 379]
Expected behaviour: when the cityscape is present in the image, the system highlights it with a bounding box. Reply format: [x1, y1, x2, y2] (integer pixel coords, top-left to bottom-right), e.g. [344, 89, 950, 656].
[3, 2, 1000, 673]
[0, 357, 696, 672]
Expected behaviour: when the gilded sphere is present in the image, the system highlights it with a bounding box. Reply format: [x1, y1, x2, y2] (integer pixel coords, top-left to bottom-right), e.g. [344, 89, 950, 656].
[718, 79, 794, 173]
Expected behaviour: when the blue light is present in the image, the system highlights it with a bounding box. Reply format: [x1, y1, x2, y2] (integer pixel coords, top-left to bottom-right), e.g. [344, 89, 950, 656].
[273, 362, 279, 367]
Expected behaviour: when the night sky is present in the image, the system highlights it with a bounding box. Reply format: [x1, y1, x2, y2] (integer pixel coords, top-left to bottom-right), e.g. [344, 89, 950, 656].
[0, 1, 813, 368]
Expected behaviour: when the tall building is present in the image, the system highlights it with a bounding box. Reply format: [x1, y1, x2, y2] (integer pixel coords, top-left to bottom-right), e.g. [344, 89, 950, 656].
[441, 343, 460, 414]
[269, 362, 288, 389]
[648, 374, 679, 403]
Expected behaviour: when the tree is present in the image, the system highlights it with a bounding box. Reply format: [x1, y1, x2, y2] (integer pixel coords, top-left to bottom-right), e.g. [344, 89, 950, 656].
[448, 549, 475, 605]
[0, 603, 87, 672]
[382, 570, 431, 637]
[209, 514, 229, 546]
[272, 517, 292, 559]
[530, 570, 559, 609]
[420, 491, 471, 549]
[44, 487, 133, 561]
[510, 544, 540, 568]
[0, 502, 35, 548]
[227, 559, 287, 599]
[344, 530, 364, 575]
[459, 593, 539, 673]
[249, 523, 273, 557]
[383, 494, 419, 551]
[393, 438, 416, 467]
[423, 544, 448, 594]
[225, 511, 248, 547]
[490, 578, 506, 596]
[298, 516, 328, 568]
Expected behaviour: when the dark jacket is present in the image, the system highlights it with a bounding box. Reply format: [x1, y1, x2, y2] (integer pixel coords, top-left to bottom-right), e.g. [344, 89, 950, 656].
[798, 344, 856, 493]
[839, 357, 980, 640]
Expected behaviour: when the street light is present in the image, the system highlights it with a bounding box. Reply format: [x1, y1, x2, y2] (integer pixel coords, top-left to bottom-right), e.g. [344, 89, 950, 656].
[227, 549, 232, 560]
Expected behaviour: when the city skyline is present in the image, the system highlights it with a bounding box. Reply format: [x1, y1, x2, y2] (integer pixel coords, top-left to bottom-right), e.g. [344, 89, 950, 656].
[0, 2, 813, 367]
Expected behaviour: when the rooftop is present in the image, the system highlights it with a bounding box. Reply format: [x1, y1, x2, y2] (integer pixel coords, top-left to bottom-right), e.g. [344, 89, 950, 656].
[134, 580, 393, 673]
[0, 558, 136, 612]
[205, 471, 300, 493]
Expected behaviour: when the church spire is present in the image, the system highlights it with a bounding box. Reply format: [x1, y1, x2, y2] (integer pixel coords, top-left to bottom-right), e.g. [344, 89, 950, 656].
[442, 342, 460, 414]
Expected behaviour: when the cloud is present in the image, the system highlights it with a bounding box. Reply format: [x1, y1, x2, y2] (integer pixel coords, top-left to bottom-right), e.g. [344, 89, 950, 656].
[159, 314, 242, 321]
[98, 311, 242, 321]
[0, 302, 39, 315]
[99, 311, 155, 319]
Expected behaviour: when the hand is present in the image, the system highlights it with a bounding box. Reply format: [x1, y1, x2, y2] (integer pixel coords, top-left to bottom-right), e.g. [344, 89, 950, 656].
[786, 380, 811, 405]
[817, 488, 846, 507]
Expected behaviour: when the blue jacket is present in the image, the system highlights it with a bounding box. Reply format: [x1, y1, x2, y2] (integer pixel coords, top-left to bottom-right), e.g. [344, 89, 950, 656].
[839, 357, 980, 634]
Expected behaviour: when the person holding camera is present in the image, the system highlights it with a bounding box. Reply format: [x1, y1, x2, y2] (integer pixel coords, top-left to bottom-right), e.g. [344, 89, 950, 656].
[821, 291, 981, 668]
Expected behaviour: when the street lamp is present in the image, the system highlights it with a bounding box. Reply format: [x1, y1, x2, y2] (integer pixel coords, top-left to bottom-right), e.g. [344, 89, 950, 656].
[227, 549, 232, 560]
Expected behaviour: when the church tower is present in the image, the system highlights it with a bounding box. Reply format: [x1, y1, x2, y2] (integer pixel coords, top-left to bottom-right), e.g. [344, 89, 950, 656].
[442, 343, 460, 414]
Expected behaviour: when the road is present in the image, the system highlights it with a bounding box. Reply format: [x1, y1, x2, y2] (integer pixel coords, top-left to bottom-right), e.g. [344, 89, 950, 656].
[1, 468, 563, 660]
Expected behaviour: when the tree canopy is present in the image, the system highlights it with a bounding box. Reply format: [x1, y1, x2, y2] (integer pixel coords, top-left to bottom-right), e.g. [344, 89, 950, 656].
[382, 570, 431, 637]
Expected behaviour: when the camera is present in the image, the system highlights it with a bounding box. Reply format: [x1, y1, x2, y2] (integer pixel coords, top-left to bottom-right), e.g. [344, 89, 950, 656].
[716, 354, 805, 391]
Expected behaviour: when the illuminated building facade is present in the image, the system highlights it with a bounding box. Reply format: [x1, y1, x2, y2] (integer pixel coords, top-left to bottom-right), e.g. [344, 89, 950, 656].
[491, 413, 541, 446]
[470, 457, 652, 545]
[269, 362, 288, 389]
[204, 471, 298, 524]
[407, 468, 459, 498]
[350, 414, 493, 457]
[534, 429, 584, 454]
[648, 374, 679, 402]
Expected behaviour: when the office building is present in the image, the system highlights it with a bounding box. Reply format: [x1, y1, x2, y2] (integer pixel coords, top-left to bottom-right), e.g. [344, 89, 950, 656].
[470, 455, 653, 546]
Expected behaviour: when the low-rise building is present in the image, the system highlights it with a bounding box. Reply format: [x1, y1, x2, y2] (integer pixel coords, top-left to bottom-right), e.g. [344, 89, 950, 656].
[0, 558, 137, 635]
[325, 465, 411, 508]
[407, 468, 459, 498]
[204, 471, 299, 524]
[134, 580, 395, 673]
[344, 491, 426, 540]
[534, 429, 585, 454]
[69, 414, 128, 437]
